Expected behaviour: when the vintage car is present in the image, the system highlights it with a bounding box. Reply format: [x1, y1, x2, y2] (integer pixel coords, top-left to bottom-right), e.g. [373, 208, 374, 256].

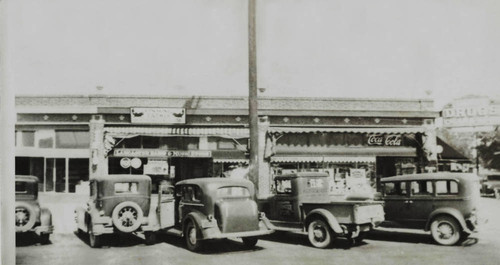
[75, 175, 157, 248]
[15, 175, 53, 244]
[153, 178, 274, 252]
[378, 173, 480, 245]
[258, 173, 385, 249]
[480, 173, 500, 198]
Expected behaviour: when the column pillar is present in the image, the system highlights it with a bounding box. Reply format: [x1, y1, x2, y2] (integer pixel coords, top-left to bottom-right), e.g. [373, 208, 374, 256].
[89, 115, 107, 178]
[257, 116, 271, 199]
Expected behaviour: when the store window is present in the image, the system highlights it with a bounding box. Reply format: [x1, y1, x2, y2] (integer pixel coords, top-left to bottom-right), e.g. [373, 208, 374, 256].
[56, 131, 90, 149]
[69, 159, 89, 193]
[22, 131, 35, 147]
[142, 136, 160, 148]
[38, 130, 55, 148]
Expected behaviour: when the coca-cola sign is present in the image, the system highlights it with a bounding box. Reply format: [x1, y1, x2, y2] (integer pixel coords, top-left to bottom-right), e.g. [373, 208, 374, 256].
[367, 135, 402, 146]
[367, 135, 384, 146]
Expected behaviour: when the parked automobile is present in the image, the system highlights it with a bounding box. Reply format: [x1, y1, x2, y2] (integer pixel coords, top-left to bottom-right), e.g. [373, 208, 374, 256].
[15, 175, 53, 244]
[378, 173, 480, 245]
[152, 178, 274, 252]
[258, 172, 385, 248]
[480, 174, 500, 198]
[75, 175, 158, 248]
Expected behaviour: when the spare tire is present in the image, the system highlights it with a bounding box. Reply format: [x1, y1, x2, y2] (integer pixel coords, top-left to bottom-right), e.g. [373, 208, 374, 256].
[111, 201, 143, 233]
[15, 201, 37, 232]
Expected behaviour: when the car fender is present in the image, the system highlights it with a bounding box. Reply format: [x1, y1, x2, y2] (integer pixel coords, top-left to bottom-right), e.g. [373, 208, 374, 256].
[182, 211, 206, 232]
[305, 208, 343, 234]
[425, 207, 467, 232]
[40, 207, 52, 227]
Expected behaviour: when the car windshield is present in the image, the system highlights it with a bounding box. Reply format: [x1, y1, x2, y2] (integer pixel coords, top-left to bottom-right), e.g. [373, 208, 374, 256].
[487, 175, 500, 181]
[216, 186, 250, 198]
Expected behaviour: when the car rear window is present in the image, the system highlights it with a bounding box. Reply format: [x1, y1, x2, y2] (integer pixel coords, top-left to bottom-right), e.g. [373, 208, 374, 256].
[487, 175, 500, 181]
[114, 182, 138, 194]
[435, 180, 459, 195]
[216, 187, 250, 198]
[15, 182, 27, 193]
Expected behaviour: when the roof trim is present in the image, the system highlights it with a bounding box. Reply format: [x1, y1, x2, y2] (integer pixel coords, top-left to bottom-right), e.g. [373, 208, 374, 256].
[269, 127, 425, 134]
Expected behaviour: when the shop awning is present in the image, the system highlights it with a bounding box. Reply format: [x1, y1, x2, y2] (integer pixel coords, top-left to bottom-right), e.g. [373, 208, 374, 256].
[104, 126, 249, 138]
[213, 158, 249, 164]
[268, 127, 425, 134]
[271, 156, 376, 163]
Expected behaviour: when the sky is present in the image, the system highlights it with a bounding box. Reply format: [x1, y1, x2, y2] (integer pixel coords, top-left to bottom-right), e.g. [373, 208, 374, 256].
[6, 0, 500, 110]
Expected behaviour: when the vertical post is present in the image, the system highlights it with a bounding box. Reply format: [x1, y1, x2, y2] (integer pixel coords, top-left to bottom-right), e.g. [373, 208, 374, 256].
[475, 132, 480, 175]
[248, 0, 259, 192]
[65, 157, 69, 193]
[0, 0, 15, 262]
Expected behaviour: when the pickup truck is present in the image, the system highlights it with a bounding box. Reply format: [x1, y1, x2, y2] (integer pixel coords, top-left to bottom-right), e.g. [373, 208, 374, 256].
[258, 172, 385, 248]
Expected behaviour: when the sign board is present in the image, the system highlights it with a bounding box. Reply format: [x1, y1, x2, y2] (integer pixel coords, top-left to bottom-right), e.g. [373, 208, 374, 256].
[346, 168, 367, 188]
[131, 158, 142, 169]
[442, 98, 500, 128]
[130, 107, 186, 124]
[114, 149, 212, 158]
[367, 135, 402, 146]
[144, 159, 169, 175]
[120, 157, 131, 168]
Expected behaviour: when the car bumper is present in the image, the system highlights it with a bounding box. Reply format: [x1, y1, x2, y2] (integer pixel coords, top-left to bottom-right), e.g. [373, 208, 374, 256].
[201, 218, 274, 240]
[33, 225, 54, 235]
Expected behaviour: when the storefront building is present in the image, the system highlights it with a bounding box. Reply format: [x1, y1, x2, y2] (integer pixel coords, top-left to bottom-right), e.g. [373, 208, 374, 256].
[15, 95, 438, 197]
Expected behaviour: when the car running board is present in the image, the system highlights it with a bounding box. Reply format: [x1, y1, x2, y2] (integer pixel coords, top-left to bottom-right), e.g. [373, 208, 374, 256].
[161, 228, 183, 237]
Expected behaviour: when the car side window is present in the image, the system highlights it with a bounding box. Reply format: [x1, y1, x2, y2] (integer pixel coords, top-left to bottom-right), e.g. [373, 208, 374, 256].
[182, 185, 202, 203]
[276, 179, 292, 194]
[410, 181, 433, 196]
[436, 180, 459, 195]
[384, 182, 407, 196]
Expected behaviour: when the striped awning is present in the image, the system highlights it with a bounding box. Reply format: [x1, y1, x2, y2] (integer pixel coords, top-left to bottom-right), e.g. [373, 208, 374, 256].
[268, 127, 425, 134]
[271, 156, 376, 163]
[213, 158, 249, 164]
[104, 126, 249, 138]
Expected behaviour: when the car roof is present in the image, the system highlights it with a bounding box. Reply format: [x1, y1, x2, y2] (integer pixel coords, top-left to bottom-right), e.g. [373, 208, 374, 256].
[381, 172, 478, 182]
[274, 172, 329, 180]
[15, 175, 39, 183]
[92, 174, 151, 183]
[177, 177, 253, 188]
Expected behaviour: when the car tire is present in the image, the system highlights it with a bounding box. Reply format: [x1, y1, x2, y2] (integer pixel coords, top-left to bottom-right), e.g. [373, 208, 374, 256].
[15, 201, 37, 233]
[88, 221, 102, 248]
[242, 237, 258, 248]
[307, 219, 333, 249]
[430, 216, 461, 246]
[111, 201, 143, 233]
[39, 233, 50, 245]
[144, 231, 157, 245]
[185, 221, 203, 252]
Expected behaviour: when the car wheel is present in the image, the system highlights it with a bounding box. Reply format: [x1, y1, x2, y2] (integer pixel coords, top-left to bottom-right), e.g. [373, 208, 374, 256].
[144, 231, 157, 245]
[430, 216, 461, 246]
[307, 219, 333, 249]
[15, 201, 37, 233]
[39, 233, 50, 245]
[185, 221, 203, 252]
[111, 201, 143, 233]
[242, 237, 258, 248]
[88, 222, 102, 248]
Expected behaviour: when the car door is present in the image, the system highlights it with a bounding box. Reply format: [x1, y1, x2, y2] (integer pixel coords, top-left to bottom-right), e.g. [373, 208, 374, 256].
[405, 180, 435, 226]
[382, 181, 410, 222]
[270, 178, 298, 223]
[158, 184, 175, 229]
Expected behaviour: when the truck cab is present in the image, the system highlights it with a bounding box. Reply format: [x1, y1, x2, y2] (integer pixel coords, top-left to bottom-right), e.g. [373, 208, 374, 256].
[259, 172, 385, 248]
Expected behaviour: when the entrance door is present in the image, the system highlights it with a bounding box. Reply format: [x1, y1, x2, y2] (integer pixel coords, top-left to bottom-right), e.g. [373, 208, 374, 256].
[158, 184, 175, 229]
[44, 158, 66, 192]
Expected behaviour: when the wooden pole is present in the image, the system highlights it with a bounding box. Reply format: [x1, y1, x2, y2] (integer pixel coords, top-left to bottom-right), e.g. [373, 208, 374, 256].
[248, 0, 259, 193]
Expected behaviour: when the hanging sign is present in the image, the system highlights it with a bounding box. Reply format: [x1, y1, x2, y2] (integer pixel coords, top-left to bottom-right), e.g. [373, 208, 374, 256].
[114, 149, 212, 158]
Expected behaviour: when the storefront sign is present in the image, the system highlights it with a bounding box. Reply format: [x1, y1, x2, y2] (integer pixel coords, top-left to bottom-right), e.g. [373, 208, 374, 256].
[114, 148, 212, 158]
[442, 99, 500, 127]
[130, 107, 186, 124]
[144, 159, 169, 175]
[367, 135, 402, 146]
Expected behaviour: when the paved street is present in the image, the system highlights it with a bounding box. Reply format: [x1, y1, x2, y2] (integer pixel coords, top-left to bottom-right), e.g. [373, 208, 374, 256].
[16, 197, 500, 265]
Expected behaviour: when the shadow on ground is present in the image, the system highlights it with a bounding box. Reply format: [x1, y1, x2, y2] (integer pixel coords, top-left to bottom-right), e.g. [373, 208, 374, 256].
[73, 230, 146, 248]
[155, 234, 265, 255]
[367, 229, 479, 247]
[16, 233, 50, 247]
[259, 231, 367, 250]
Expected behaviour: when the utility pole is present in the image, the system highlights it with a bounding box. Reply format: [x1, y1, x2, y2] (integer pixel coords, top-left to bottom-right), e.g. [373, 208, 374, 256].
[248, 0, 259, 192]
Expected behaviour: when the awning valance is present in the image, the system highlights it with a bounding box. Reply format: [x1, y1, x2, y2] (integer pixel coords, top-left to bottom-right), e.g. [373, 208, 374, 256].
[104, 126, 249, 139]
[213, 158, 249, 164]
[271, 156, 376, 163]
[268, 127, 425, 135]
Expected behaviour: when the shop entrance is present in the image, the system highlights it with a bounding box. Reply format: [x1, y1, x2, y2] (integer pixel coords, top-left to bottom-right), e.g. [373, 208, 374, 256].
[169, 158, 212, 183]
